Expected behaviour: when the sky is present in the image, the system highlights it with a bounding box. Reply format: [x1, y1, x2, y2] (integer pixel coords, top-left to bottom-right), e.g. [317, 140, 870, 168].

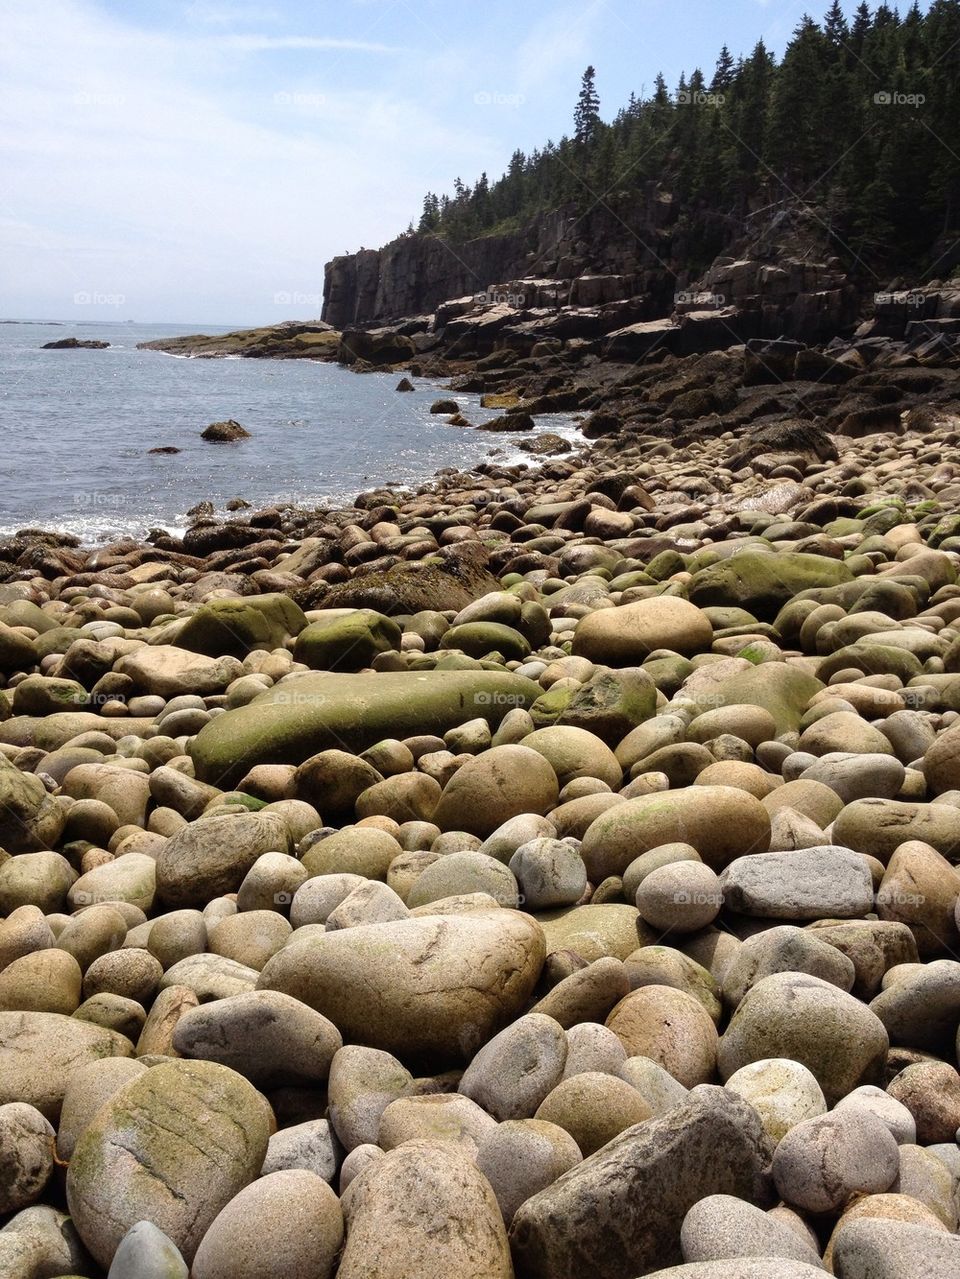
[0, 0, 932, 325]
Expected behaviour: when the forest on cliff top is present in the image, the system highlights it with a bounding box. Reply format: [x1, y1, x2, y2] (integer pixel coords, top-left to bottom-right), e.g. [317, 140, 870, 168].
[412, 2, 960, 279]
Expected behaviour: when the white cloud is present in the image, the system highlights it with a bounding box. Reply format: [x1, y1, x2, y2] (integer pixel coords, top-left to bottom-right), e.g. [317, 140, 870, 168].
[0, 0, 496, 322]
[216, 34, 407, 54]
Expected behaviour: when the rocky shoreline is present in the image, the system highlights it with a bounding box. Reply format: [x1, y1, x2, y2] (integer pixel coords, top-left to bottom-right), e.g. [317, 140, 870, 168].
[0, 286, 959, 1277]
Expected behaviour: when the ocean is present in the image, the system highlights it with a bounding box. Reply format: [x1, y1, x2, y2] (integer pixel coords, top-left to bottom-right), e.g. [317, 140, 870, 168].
[0, 320, 582, 544]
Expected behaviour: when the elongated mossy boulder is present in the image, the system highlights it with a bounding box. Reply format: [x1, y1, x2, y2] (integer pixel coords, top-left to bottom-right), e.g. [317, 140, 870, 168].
[689, 552, 854, 619]
[189, 669, 540, 787]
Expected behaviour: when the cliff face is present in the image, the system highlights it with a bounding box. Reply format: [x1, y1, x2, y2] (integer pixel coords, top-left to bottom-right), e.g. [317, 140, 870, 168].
[322, 188, 700, 328]
[322, 212, 565, 328]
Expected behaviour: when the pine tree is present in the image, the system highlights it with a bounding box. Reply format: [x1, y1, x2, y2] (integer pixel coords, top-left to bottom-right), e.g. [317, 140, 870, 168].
[824, 0, 849, 46]
[712, 44, 736, 92]
[574, 66, 601, 145]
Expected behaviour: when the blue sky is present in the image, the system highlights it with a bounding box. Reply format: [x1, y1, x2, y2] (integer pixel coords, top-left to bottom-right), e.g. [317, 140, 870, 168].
[0, 0, 931, 324]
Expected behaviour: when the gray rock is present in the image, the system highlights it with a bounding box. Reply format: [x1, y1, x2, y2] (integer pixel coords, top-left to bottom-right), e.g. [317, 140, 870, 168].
[719, 846, 874, 920]
[0, 1204, 93, 1277]
[159, 953, 259, 1000]
[258, 912, 544, 1064]
[869, 958, 960, 1051]
[642, 1261, 826, 1278]
[325, 880, 410, 929]
[0, 1010, 134, 1121]
[722, 925, 856, 1009]
[509, 1086, 771, 1279]
[171, 989, 341, 1087]
[618, 1055, 689, 1117]
[378, 1093, 496, 1157]
[830, 1218, 960, 1279]
[156, 811, 291, 909]
[0, 1103, 55, 1213]
[261, 1118, 341, 1183]
[107, 1221, 188, 1279]
[459, 1013, 567, 1120]
[799, 752, 905, 802]
[478, 814, 558, 865]
[328, 1045, 413, 1151]
[191, 1169, 343, 1279]
[772, 1109, 900, 1213]
[339, 1140, 512, 1279]
[680, 1194, 824, 1267]
[290, 873, 367, 926]
[718, 972, 889, 1105]
[509, 838, 588, 909]
[834, 1085, 917, 1144]
[562, 1022, 627, 1078]
[476, 1119, 582, 1225]
[529, 957, 630, 1028]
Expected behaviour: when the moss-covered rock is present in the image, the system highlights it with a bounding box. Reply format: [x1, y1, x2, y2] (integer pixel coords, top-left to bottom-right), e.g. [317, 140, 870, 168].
[66, 1059, 270, 1268]
[690, 551, 854, 619]
[174, 593, 307, 659]
[293, 610, 402, 671]
[0, 756, 66, 853]
[686, 663, 822, 734]
[441, 622, 530, 661]
[189, 670, 540, 788]
[298, 556, 501, 615]
[0, 624, 36, 675]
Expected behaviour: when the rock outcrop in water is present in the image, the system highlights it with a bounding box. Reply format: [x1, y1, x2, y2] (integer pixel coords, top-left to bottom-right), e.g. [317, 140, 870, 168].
[41, 337, 110, 350]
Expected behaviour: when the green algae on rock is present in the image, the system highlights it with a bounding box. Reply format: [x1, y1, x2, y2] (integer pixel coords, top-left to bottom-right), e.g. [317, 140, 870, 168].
[189, 669, 540, 787]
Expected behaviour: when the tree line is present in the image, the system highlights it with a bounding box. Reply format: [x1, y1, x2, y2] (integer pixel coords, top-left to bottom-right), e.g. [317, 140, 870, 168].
[413, 2, 960, 279]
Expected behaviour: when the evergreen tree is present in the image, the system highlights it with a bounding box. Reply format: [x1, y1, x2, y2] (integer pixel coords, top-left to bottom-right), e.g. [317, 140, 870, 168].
[574, 66, 601, 144]
[712, 44, 736, 92]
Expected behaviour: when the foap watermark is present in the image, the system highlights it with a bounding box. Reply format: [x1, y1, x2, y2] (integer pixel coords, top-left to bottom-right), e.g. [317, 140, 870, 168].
[876, 889, 927, 908]
[474, 288, 526, 308]
[675, 290, 726, 308]
[272, 690, 329, 708]
[274, 90, 327, 109]
[673, 889, 725, 908]
[72, 491, 125, 509]
[74, 291, 125, 307]
[473, 691, 528, 707]
[676, 89, 725, 106]
[873, 90, 925, 107]
[875, 290, 927, 306]
[74, 90, 125, 108]
[274, 290, 323, 309]
[474, 90, 525, 108]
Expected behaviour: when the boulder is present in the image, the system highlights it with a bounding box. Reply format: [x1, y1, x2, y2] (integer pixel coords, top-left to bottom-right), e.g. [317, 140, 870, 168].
[509, 1087, 771, 1279]
[338, 1140, 511, 1278]
[0, 757, 65, 853]
[175, 594, 306, 660]
[66, 1059, 270, 1267]
[189, 670, 540, 788]
[572, 597, 713, 663]
[718, 972, 888, 1105]
[156, 812, 290, 908]
[581, 786, 771, 879]
[259, 911, 545, 1064]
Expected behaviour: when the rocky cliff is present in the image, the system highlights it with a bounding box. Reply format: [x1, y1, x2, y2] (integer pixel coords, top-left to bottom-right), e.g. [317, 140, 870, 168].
[322, 187, 712, 329]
